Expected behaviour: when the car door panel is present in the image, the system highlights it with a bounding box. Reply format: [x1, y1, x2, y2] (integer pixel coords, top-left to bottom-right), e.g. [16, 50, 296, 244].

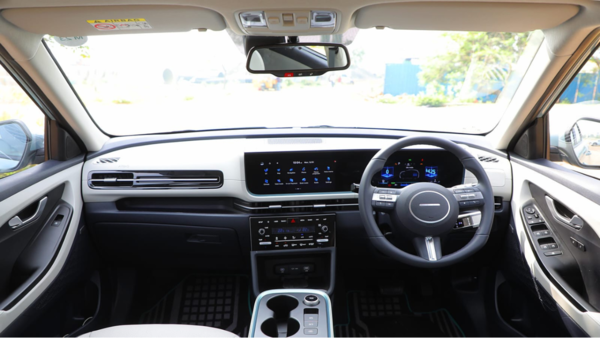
[0, 161, 83, 333]
[0, 184, 65, 305]
[511, 155, 600, 336]
[529, 183, 600, 311]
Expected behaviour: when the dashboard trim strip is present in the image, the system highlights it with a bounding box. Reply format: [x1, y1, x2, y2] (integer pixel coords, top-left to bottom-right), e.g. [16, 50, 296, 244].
[88, 132, 508, 161]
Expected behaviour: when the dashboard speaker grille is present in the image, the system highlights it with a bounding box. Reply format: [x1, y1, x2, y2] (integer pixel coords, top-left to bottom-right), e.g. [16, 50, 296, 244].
[89, 171, 223, 189]
[96, 157, 120, 164]
[478, 155, 499, 163]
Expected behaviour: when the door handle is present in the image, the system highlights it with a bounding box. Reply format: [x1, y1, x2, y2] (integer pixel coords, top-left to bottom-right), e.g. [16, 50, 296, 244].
[545, 196, 584, 230]
[8, 196, 48, 230]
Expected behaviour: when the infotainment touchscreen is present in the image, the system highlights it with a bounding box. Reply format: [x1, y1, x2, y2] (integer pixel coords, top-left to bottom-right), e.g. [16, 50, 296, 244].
[245, 151, 351, 194]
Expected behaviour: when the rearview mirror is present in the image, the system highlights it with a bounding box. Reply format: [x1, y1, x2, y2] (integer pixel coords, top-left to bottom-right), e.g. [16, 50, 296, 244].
[0, 119, 33, 174]
[246, 43, 350, 77]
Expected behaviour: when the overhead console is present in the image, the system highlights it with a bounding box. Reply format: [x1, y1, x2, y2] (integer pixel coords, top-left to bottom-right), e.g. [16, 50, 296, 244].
[237, 10, 339, 35]
[244, 149, 464, 195]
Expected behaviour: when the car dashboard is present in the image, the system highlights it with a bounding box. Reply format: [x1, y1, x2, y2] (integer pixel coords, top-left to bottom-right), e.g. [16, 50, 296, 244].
[81, 134, 512, 295]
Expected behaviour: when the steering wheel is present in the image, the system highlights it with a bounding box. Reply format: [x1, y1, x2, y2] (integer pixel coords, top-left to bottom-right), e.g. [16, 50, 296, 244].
[358, 136, 494, 268]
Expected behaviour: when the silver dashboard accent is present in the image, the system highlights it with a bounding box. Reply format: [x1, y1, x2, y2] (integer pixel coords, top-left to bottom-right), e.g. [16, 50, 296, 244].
[419, 203, 440, 207]
[234, 202, 359, 210]
[372, 193, 398, 202]
[8, 197, 48, 230]
[425, 236, 437, 261]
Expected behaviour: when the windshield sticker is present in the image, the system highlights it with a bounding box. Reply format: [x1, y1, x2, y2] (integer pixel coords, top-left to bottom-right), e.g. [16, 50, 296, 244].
[53, 36, 88, 47]
[87, 18, 152, 31]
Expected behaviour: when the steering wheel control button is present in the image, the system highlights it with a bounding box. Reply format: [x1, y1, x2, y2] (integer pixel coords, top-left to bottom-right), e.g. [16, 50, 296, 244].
[304, 295, 320, 306]
[544, 250, 563, 257]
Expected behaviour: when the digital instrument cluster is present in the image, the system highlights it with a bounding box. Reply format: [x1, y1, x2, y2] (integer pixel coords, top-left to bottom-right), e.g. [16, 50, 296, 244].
[371, 150, 464, 188]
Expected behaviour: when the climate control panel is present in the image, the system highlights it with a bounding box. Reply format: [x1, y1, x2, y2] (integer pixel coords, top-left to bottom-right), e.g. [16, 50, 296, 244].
[250, 214, 335, 251]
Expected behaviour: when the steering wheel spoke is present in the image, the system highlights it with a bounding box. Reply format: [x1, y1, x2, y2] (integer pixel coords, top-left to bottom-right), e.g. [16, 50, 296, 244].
[413, 236, 442, 261]
[371, 187, 402, 212]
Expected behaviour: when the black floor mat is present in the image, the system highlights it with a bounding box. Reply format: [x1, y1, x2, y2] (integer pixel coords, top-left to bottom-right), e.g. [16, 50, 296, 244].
[138, 275, 251, 336]
[335, 290, 464, 337]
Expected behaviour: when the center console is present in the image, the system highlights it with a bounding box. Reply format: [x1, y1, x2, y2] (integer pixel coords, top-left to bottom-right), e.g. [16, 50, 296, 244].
[250, 214, 336, 296]
[249, 289, 333, 337]
[250, 215, 335, 250]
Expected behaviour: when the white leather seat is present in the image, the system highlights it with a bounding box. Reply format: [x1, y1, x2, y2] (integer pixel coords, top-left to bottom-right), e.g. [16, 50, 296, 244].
[79, 324, 239, 337]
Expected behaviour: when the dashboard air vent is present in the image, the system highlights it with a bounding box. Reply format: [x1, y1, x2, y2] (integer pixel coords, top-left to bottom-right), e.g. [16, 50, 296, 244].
[494, 196, 503, 210]
[478, 155, 499, 163]
[96, 157, 120, 164]
[90, 172, 134, 187]
[89, 171, 223, 189]
[234, 198, 358, 214]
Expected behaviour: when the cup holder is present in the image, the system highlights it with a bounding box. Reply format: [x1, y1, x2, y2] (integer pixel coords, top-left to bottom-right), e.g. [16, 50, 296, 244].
[260, 296, 300, 337]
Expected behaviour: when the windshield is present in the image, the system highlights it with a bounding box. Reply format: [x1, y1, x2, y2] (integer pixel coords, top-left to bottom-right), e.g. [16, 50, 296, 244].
[47, 29, 543, 136]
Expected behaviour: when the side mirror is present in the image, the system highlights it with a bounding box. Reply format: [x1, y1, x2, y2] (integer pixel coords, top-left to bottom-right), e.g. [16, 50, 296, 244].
[246, 43, 350, 77]
[559, 118, 600, 167]
[0, 119, 33, 174]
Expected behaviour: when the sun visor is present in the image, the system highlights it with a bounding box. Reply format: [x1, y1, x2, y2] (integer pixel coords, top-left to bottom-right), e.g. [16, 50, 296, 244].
[1, 5, 226, 36]
[354, 2, 580, 32]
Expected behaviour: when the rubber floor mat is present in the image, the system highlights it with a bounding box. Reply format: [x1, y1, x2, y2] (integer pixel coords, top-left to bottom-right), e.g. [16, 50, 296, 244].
[139, 275, 250, 336]
[335, 290, 464, 337]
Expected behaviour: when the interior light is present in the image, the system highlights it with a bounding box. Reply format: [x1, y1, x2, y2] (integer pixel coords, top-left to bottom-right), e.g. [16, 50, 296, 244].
[240, 11, 267, 28]
[310, 11, 336, 28]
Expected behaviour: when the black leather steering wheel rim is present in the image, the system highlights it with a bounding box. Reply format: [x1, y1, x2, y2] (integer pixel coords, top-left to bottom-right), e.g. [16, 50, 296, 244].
[358, 135, 494, 268]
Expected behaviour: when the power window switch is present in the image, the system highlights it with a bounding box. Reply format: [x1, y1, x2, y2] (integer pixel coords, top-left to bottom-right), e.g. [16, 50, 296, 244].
[544, 251, 563, 257]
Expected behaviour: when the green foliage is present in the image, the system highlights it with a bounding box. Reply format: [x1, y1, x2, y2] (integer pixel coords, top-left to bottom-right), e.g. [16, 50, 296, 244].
[112, 99, 132, 104]
[414, 93, 448, 107]
[418, 32, 531, 102]
[377, 96, 399, 104]
[0, 164, 37, 179]
[44, 36, 91, 58]
[560, 98, 572, 104]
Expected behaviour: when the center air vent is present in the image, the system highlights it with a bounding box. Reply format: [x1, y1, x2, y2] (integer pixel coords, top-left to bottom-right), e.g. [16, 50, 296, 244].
[89, 171, 223, 189]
